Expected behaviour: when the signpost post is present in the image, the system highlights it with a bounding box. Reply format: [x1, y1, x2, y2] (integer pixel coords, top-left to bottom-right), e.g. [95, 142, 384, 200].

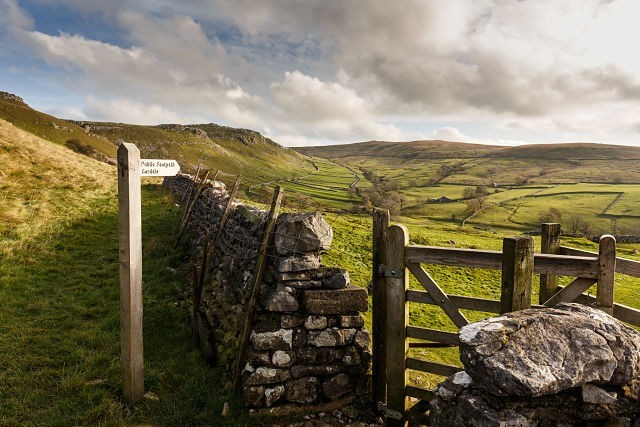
[117, 143, 179, 404]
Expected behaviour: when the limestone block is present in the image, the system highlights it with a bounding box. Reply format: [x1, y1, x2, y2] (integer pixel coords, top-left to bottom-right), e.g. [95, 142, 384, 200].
[250, 329, 293, 351]
[308, 328, 357, 347]
[276, 254, 321, 273]
[296, 347, 345, 365]
[290, 364, 345, 379]
[265, 385, 285, 407]
[321, 267, 350, 289]
[459, 303, 640, 398]
[305, 315, 328, 330]
[340, 315, 365, 328]
[272, 350, 296, 368]
[342, 347, 361, 366]
[282, 280, 323, 290]
[245, 367, 290, 386]
[281, 314, 305, 328]
[322, 373, 352, 400]
[304, 285, 368, 315]
[275, 212, 333, 255]
[285, 377, 319, 403]
[264, 286, 299, 313]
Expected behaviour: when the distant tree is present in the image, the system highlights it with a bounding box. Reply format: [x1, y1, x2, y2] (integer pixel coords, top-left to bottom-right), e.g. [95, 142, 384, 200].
[540, 207, 562, 224]
[463, 185, 489, 200]
[464, 197, 484, 215]
[462, 187, 475, 200]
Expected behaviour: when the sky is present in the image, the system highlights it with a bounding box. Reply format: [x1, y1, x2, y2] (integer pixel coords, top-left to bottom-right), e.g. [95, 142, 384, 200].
[2, 0, 640, 147]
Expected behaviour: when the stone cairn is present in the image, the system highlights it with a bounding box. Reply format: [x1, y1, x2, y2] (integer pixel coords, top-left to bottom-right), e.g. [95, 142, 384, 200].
[430, 303, 640, 426]
[164, 174, 372, 409]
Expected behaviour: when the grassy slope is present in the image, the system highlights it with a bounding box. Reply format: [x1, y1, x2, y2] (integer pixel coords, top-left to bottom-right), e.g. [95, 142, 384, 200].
[0, 97, 116, 158]
[74, 121, 312, 192]
[0, 94, 313, 196]
[0, 118, 269, 425]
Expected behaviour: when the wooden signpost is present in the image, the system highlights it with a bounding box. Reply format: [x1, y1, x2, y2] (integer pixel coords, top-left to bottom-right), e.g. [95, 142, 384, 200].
[117, 142, 179, 404]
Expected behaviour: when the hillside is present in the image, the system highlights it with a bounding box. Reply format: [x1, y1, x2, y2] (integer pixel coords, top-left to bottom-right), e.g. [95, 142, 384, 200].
[0, 91, 312, 192]
[295, 139, 640, 185]
[0, 116, 268, 425]
[298, 139, 502, 160]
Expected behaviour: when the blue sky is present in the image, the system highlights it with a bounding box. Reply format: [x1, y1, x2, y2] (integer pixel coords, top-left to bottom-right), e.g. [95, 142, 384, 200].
[2, 0, 640, 147]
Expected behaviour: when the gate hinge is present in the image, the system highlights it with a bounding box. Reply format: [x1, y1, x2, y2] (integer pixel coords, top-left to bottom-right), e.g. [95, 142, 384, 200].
[376, 402, 403, 421]
[378, 264, 404, 279]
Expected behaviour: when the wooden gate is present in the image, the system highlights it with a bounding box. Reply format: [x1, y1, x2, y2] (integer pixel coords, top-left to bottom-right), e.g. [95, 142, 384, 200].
[371, 214, 640, 426]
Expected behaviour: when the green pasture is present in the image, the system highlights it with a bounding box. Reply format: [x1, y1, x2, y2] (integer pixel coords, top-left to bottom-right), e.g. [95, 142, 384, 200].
[265, 157, 362, 210]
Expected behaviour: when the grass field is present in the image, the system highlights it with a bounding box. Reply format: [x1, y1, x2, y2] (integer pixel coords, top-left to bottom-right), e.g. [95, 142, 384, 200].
[260, 157, 362, 210]
[0, 120, 280, 425]
[321, 214, 640, 390]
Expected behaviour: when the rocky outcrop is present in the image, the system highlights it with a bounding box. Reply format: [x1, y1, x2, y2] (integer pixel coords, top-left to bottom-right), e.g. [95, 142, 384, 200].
[431, 303, 640, 426]
[0, 91, 25, 104]
[163, 174, 371, 409]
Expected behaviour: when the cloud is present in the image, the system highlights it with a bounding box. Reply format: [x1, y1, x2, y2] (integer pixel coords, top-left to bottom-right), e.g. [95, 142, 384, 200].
[0, 0, 34, 30]
[84, 96, 197, 124]
[267, 71, 426, 144]
[432, 126, 527, 147]
[5, 0, 640, 146]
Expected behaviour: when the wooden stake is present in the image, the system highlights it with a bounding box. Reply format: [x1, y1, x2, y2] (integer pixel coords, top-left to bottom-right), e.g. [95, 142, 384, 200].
[232, 186, 284, 393]
[500, 236, 534, 314]
[385, 224, 409, 427]
[174, 170, 210, 247]
[181, 165, 201, 203]
[117, 142, 144, 404]
[540, 223, 561, 304]
[204, 175, 242, 267]
[371, 207, 389, 411]
[597, 235, 616, 315]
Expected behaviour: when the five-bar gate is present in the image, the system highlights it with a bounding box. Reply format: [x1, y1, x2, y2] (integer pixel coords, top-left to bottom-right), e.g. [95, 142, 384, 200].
[371, 214, 640, 426]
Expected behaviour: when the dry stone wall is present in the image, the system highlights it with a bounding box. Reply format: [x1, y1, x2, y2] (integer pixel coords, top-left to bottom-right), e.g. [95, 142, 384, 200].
[164, 174, 371, 409]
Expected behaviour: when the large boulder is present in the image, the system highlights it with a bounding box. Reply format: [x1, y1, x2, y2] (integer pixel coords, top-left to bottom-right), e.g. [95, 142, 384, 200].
[430, 303, 640, 426]
[274, 212, 333, 255]
[459, 303, 640, 398]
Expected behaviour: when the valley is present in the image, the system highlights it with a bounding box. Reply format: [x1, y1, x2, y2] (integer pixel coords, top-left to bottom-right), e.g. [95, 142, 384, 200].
[2, 91, 640, 424]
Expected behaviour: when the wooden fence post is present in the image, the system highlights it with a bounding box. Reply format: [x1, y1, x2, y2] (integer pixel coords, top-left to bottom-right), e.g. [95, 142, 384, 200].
[597, 235, 616, 315]
[174, 170, 210, 247]
[385, 225, 409, 427]
[539, 223, 561, 304]
[232, 186, 284, 393]
[500, 236, 534, 314]
[372, 207, 389, 412]
[117, 142, 144, 404]
[181, 165, 201, 203]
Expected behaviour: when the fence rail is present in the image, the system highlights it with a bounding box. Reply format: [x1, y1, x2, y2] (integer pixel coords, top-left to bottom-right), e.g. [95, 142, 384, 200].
[371, 217, 640, 426]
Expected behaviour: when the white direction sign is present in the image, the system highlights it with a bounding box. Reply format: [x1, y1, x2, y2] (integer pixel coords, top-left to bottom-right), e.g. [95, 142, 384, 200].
[140, 159, 180, 177]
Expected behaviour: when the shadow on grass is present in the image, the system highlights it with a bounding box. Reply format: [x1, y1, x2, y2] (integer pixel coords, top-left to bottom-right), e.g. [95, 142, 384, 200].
[0, 184, 255, 426]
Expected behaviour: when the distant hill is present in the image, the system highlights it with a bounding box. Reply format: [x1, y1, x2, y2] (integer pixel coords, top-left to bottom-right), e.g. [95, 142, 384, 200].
[495, 142, 640, 160]
[0, 91, 311, 189]
[295, 139, 640, 185]
[297, 139, 502, 160]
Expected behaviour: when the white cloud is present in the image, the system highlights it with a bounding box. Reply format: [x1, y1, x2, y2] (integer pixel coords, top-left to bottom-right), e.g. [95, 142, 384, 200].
[268, 71, 426, 144]
[0, 0, 34, 30]
[432, 126, 527, 147]
[4, 0, 640, 146]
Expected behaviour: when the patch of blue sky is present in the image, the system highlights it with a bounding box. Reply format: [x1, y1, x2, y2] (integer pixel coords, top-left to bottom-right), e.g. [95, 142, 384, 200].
[19, 0, 126, 47]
